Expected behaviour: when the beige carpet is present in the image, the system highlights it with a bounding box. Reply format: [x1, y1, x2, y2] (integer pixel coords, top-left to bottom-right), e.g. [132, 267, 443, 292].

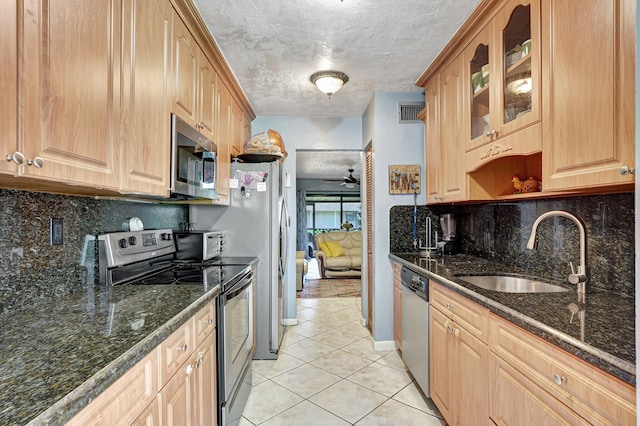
[297, 278, 362, 298]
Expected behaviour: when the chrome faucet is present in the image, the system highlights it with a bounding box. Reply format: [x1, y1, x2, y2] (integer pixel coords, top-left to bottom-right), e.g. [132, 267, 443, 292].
[526, 210, 588, 293]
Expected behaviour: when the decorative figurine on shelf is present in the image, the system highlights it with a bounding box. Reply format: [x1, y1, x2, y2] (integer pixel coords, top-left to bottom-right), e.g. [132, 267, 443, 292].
[511, 175, 522, 194]
[521, 176, 540, 193]
[342, 221, 353, 231]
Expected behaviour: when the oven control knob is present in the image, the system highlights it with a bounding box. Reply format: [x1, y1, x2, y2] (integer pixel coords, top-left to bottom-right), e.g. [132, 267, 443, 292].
[119, 238, 128, 249]
[129, 236, 137, 246]
[161, 233, 173, 241]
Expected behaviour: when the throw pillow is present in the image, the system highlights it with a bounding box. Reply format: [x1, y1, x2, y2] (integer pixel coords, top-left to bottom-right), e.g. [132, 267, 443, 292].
[318, 241, 332, 257]
[325, 241, 345, 257]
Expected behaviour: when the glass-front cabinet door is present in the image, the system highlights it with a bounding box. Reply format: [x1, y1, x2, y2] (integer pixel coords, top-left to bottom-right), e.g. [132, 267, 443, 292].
[466, 0, 540, 154]
[495, 0, 540, 137]
[466, 26, 492, 151]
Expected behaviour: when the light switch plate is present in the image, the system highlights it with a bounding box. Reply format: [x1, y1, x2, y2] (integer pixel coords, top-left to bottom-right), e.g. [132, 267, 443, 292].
[50, 218, 63, 245]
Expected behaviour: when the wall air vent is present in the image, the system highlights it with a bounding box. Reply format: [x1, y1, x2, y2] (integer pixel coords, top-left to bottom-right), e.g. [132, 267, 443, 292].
[398, 102, 425, 124]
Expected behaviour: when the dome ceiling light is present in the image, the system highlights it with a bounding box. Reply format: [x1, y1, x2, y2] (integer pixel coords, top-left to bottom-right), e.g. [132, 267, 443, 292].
[310, 70, 349, 99]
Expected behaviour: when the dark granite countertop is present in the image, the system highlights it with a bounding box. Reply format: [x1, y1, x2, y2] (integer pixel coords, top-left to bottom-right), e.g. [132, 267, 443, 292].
[389, 253, 636, 386]
[0, 282, 225, 426]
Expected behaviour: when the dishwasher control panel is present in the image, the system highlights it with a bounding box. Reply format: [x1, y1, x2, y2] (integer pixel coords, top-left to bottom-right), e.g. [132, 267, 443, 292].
[401, 266, 429, 301]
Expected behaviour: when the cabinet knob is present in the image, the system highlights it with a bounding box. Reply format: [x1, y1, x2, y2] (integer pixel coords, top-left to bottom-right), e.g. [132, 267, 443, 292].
[444, 320, 454, 334]
[203, 318, 214, 325]
[6, 151, 25, 164]
[619, 165, 635, 176]
[176, 344, 188, 352]
[552, 373, 567, 386]
[445, 303, 453, 310]
[27, 156, 45, 168]
[485, 129, 497, 138]
[185, 363, 193, 376]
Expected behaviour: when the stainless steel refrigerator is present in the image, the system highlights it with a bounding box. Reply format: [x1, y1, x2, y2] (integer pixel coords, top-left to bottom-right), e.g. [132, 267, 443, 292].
[190, 160, 289, 359]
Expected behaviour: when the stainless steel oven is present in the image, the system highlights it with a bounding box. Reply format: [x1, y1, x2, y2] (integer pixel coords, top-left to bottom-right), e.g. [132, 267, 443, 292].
[218, 269, 254, 426]
[170, 113, 217, 200]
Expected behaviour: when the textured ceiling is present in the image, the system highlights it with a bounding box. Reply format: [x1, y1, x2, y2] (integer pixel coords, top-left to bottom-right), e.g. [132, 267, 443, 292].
[296, 150, 362, 180]
[193, 0, 481, 118]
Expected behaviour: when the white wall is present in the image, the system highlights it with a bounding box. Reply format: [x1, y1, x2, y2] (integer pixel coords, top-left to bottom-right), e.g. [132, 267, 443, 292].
[250, 94, 425, 342]
[368, 92, 426, 343]
[252, 117, 363, 320]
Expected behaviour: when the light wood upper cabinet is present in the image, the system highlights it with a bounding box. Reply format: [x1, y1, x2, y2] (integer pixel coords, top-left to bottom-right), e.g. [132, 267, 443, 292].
[171, 10, 218, 143]
[434, 55, 467, 204]
[21, 0, 120, 189]
[1, 0, 17, 176]
[465, 0, 542, 172]
[232, 100, 247, 157]
[541, 0, 635, 191]
[215, 80, 234, 205]
[424, 78, 441, 203]
[171, 12, 199, 127]
[120, 0, 172, 197]
[198, 51, 218, 143]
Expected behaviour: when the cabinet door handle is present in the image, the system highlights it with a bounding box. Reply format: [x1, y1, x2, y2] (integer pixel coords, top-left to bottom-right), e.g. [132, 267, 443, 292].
[552, 374, 567, 386]
[445, 303, 453, 310]
[185, 363, 193, 376]
[444, 320, 454, 334]
[176, 344, 188, 352]
[619, 165, 635, 176]
[203, 318, 214, 325]
[485, 129, 497, 138]
[6, 151, 25, 164]
[27, 156, 44, 168]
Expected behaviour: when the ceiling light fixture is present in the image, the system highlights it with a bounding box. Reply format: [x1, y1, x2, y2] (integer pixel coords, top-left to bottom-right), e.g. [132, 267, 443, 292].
[310, 70, 349, 99]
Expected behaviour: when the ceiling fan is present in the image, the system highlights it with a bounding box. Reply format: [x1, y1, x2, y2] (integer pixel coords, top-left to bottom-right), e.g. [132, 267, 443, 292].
[323, 168, 361, 187]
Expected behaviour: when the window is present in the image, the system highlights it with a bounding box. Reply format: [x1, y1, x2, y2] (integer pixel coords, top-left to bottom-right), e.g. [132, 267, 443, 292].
[306, 194, 361, 235]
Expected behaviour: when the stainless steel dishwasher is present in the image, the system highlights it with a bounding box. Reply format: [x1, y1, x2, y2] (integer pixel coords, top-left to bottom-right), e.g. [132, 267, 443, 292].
[401, 266, 430, 397]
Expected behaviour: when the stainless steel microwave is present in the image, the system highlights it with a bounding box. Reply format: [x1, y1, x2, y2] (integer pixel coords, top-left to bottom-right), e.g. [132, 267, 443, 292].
[170, 114, 217, 200]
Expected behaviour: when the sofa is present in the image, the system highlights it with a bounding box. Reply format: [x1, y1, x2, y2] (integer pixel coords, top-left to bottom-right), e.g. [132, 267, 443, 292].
[296, 251, 308, 291]
[315, 231, 362, 278]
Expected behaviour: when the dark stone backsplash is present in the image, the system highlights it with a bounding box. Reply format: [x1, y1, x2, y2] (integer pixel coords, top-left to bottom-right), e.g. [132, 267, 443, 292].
[390, 193, 635, 296]
[0, 189, 188, 314]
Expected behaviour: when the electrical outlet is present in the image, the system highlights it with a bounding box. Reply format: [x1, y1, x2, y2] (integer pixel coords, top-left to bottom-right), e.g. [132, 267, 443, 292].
[50, 218, 63, 245]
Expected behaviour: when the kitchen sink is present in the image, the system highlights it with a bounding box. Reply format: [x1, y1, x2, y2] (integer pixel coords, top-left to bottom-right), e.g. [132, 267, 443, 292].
[457, 275, 569, 293]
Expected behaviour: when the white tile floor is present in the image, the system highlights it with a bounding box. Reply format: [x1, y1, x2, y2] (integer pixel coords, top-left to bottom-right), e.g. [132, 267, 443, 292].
[240, 297, 444, 425]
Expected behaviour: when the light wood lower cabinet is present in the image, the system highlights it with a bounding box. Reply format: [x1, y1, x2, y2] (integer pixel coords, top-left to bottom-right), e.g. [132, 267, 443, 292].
[490, 352, 590, 425]
[67, 349, 159, 426]
[69, 302, 217, 426]
[429, 282, 489, 426]
[490, 313, 636, 425]
[429, 282, 636, 425]
[160, 332, 216, 426]
[392, 261, 402, 350]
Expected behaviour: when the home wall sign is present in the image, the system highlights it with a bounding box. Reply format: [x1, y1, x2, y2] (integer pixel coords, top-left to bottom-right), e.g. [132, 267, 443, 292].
[389, 165, 420, 194]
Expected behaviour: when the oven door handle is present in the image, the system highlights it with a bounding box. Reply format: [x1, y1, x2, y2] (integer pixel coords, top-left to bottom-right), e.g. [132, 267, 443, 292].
[223, 271, 253, 301]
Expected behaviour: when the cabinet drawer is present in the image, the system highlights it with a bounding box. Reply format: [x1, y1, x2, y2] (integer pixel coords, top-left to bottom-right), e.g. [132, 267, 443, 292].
[430, 282, 489, 343]
[68, 349, 159, 426]
[194, 302, 216, 348]
[490, 314, 636, 425]
[490, 352, 589, 425]
[160, 317, 195, 387]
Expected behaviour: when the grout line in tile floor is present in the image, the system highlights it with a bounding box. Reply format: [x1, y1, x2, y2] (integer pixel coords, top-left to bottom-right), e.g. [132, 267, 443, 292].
[239, 297, 444, 426]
